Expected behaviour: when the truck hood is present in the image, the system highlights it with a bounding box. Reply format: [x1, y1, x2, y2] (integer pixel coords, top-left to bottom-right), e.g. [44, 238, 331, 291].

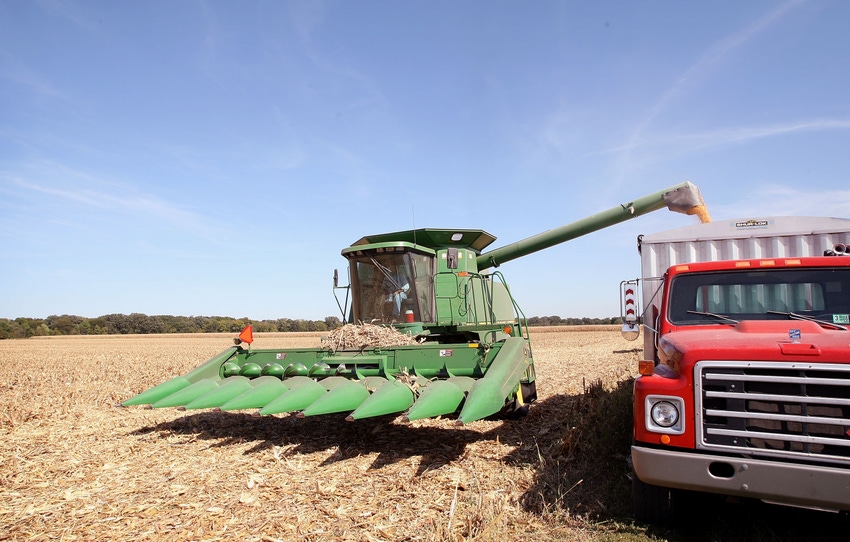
[663, 319, 850, 364]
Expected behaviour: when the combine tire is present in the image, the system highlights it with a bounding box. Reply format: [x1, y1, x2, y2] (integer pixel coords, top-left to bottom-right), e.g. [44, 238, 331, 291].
[500, 381, 536, 419]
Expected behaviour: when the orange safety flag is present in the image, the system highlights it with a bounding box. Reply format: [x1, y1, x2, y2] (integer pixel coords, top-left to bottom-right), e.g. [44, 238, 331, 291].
[238, 325, 254, 344]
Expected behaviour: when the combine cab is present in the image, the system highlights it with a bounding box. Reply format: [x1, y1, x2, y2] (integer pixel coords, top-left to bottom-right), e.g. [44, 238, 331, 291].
[124, 182, 706, 424]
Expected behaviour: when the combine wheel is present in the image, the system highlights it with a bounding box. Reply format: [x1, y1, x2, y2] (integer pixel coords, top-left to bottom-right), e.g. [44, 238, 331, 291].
[501, 381, 536, 420]
[504, 401, 529, 419]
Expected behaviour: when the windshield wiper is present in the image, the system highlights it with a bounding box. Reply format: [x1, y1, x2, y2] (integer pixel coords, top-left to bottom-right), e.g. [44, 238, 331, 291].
[766, 310, 847, 331]
[686, 310, 739, 324]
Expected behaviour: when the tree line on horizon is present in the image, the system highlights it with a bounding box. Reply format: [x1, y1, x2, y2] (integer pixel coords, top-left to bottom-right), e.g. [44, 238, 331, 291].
[0, 313, 622, 339]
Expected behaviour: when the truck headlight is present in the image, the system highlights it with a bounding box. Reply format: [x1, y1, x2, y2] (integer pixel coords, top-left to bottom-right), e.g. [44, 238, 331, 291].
[645, 395, 685, 434]
[651, 401, 679, 427]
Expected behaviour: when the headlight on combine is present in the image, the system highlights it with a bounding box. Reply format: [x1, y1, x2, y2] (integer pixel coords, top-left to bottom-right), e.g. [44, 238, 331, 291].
[645, 395, 685, 435]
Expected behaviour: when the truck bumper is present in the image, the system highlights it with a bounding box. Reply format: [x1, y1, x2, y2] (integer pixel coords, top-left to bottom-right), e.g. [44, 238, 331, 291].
[632, 445, 850, 512]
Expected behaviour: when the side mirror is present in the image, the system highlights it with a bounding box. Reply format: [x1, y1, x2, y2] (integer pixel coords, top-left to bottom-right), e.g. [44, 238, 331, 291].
[621, 322, 640, 341]
[333, 269, 339, 288]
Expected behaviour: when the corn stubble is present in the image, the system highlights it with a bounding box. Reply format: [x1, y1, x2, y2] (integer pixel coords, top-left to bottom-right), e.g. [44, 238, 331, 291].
[0, 328, 639, 541]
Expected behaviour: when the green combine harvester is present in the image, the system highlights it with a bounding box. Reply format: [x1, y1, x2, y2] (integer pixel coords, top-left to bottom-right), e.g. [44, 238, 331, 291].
[123, 182, 705, 424]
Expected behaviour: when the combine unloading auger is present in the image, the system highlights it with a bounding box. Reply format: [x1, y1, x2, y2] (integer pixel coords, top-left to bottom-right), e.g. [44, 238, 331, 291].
[124, 182, 706, 424]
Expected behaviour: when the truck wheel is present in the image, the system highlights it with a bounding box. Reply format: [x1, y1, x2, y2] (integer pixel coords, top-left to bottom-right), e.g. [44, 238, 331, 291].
[632, 470, 675, 523]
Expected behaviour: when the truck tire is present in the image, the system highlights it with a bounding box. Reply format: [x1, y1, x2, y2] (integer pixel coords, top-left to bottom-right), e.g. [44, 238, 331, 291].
[632, 470, 675, 523]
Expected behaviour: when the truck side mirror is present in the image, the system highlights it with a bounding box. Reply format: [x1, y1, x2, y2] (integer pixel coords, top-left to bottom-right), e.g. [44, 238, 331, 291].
[621, 322, 640, 341]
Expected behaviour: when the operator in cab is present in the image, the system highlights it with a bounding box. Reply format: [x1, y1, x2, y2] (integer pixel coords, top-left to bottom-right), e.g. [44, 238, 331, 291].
[385, 266, 410, 316]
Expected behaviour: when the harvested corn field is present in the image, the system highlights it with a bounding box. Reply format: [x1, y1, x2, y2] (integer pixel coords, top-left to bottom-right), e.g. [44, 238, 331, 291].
[2, 328, 845, 541]
[1, 327, 635, 541]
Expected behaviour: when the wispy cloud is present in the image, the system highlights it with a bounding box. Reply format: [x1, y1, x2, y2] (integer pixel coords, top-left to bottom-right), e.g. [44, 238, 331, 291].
[714, 184, 850, 218]
[3, 162, 219, 239]
[678, 118, 850, 153]
[34, 0, 98, 31]
[0, 51, 68, 103]
[601, 117, 850, 159]
[615, 0, 806, 181]
[639, 0, 803, 133]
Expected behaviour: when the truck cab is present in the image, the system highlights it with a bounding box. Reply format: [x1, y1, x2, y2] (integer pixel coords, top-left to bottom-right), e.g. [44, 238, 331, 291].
[624, 217, 850, 521]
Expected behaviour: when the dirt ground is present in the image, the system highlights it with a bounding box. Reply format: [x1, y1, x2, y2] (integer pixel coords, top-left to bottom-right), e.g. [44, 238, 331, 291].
[1, 327, 644, 541]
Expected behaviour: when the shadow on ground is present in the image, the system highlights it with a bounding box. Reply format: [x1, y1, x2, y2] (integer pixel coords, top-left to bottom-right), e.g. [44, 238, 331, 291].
[513, 377, 850, 542]
[128, 380, 599, 481]
[131, 410, 491, 475]
[129, 379, 850, 541]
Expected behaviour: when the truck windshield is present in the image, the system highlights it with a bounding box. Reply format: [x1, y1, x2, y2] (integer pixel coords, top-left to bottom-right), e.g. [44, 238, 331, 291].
[348, 251, 435, 323]
[668, 267, 850, 326]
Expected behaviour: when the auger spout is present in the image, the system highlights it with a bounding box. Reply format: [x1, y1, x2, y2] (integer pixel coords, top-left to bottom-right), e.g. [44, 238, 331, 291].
[476, 181, 705, 270]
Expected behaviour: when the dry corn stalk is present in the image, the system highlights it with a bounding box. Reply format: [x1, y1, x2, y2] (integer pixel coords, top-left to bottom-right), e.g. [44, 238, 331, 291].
[325, 322, 423, 352]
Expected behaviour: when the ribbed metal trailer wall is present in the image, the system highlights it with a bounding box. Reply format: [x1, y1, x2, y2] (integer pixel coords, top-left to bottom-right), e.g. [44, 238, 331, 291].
[635, 216, 850, 359]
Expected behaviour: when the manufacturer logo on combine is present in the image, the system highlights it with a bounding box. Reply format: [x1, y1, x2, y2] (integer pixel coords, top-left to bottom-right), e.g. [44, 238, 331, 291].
[735, 219, 769, 229]
[789, 329, 801, 342]
[275, 353, 287, 360]
[439, 349, 454, 357]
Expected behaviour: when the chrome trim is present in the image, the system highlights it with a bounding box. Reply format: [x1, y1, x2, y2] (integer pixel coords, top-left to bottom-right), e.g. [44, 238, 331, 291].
[695, 360, 850, 465]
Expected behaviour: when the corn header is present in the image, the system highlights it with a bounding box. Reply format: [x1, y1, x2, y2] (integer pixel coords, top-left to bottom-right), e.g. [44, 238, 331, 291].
[123, 182, 706, 424]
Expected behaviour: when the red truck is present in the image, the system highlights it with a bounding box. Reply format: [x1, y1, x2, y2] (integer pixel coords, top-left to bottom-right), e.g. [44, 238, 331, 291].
[622, 216, 850, 521]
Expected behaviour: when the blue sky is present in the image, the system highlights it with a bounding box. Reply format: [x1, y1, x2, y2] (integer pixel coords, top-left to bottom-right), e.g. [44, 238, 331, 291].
[2, 0, 849, 321]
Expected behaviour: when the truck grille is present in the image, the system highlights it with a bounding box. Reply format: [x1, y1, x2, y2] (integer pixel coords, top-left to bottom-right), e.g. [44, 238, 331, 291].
[695, 361, 850, 465]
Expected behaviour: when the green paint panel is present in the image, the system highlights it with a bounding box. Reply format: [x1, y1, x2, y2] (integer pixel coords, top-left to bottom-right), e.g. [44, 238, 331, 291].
[280, 376, 318, 389]
[183, 376, 252, 410]
[183, 347, 239, 381]
[404, 380, 466, 421]
[456, 378, 504, 424]
[319, 376, 353, 391]
[360, 376, 390, 390]
[151, 379, 220, 408]
[258, 379, 327, 415]
[220, 376, 289, 411]
[300, 381, 370, 417]
[347, 380, 414, 420]
[122, 376, 191, 406]
[239, 363, 263, 377]
[458, 337, 530, 424]
[446, 376, 476, 392]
